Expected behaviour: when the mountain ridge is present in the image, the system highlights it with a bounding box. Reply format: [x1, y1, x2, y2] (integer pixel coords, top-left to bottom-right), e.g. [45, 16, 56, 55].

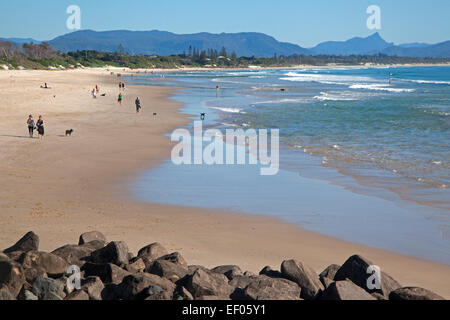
[2, 31, 449, 58]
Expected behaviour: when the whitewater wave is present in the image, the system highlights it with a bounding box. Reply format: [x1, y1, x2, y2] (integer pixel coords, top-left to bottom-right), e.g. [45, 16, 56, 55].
[280, 72, 373, 85]
[210, 107, 243, 113]
[253, 98, 310, 105]
[349, 84, 415, 93]
[314, 91, 361, 101]
[405, 79, 450, 85]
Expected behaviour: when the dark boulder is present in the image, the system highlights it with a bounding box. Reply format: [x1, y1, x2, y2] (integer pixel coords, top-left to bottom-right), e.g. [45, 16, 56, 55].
[117, 273, 176, 300]
[18, 251, 69, 277]
[148, 260, 188, 282]
[137, 242, 168, 261]
[185, 268, 234, 299]
[158, 252, 188, 268]
[4, 232, 39, 254]
[281, 260, 324, 300]
[243, 275, 302, 300]
[259, 266, 283, 278]
[65, 290, 90, 300]
[389, 287, 445, 301]
[0, 256, 26, 297]
[319, 264, 340, 280]
[173, 285, 194, 300]
[334, 255, 401, 299]
[31, 277, 65, 300]
[91, 241, 129, 267]
[81, 276, 105, 300]
[321, 280, 377, 300]
[78, 231, 107, 245]
[211, 265, 243, 280]
[125, 258, 146, 273]
[82, 262, 131, 284]
[51, 244, 95, 267]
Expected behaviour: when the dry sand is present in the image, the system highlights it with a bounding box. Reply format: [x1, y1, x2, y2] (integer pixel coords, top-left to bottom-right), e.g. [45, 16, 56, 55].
[0, 68, 449, 298]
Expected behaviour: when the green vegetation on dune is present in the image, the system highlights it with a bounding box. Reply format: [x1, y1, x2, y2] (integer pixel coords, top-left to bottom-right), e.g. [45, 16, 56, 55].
[0, 41, 449, 70]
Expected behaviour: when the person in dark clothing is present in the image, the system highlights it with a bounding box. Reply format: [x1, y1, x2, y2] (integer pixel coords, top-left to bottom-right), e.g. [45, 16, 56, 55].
[27, 115, 35, 138]
[135, 97, 142, 113]
[36, 116, 44, 139]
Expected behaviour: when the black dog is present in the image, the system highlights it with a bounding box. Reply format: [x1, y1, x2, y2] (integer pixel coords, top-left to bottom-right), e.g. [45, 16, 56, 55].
[200, 113, 206, 120]
[65, 129, 74, 136]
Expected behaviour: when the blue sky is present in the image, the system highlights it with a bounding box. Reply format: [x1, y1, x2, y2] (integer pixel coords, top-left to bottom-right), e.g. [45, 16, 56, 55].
[0, 0, 449, 47]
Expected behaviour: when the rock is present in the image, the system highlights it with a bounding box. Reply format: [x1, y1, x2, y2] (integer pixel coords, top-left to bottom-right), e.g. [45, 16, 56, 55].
[31, 277, 65, 300]
[0, 257, 26, 297]
[23, 267, 47, 283]
[82, 263, 131, 284]
[101, 284, 122, 300]
[319, 264, 340, 280]
[211, 265, 243, 280]
[185, 269, 234, 299]
[83, 240, 107, 251]
[125, 258, 146, 273]
[334, 255, 401, 298]
[18, 251, 69, 277]
[372, 292, 387, 300]
[51, 244, 95, 267]
[281, 260, 324, 300]
[321, 280, 377, 300]
[244, 271, 256, 277]
[229, 275, 259, 300]
[91, 241, 129, 267]
[173, 286, 194, 300]
[65, 290, 90, 300]
[137, 242, 168, 261]
[148, 260, 188, 282]
[79, 231, 107, 245]
[18, 289, 38, 301]
[117, 273, 176, 300]
[142, 285, 173, 300]
[320, 277, 334, 290]
[0, 286, 15, 300]
[259, 266, 283, 278]
[229, 275, 258, 290]
[389, 287, 445, 301]
[4, 232, 39, 254]
[159, 252, 188, 268]
[81, 276, 105, 300]
[243, 275, 302, 300]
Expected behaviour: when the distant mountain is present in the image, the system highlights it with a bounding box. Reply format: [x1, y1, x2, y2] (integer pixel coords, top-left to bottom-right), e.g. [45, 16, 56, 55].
[48, 30, 311, 58]
[310, 32, 450, 58]
[382, 41, 450, 58]
[310, 32, 393, 55]
[398, 42, 430, 48]
[0, 37, 41, 44]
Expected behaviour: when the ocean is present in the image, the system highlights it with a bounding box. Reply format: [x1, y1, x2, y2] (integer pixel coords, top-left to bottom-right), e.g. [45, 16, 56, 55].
[127, 66, 450, 264]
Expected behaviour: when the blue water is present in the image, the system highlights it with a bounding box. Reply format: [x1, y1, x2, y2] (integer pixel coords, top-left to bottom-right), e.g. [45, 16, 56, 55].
[127, 66, 450, 264]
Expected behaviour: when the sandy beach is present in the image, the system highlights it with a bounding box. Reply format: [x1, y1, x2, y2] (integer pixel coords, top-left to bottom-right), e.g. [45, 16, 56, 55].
[0, 68, 449, 298]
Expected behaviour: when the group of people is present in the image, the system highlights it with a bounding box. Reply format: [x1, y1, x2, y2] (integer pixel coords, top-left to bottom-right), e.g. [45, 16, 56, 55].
[26, 115, 45, 139]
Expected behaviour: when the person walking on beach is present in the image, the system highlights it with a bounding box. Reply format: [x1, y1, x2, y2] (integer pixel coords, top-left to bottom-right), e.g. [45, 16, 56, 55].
[92, 88, 97, 99]
[36, 116, 44, 140]
[118, 93, 123, 105]
[135, 97, 141, 113]
[119, 82, 122, 91]
[27, 115, 35, 138]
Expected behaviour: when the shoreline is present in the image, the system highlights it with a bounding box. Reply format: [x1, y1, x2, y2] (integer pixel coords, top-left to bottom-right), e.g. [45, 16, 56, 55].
[0, 69, 449, 298]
